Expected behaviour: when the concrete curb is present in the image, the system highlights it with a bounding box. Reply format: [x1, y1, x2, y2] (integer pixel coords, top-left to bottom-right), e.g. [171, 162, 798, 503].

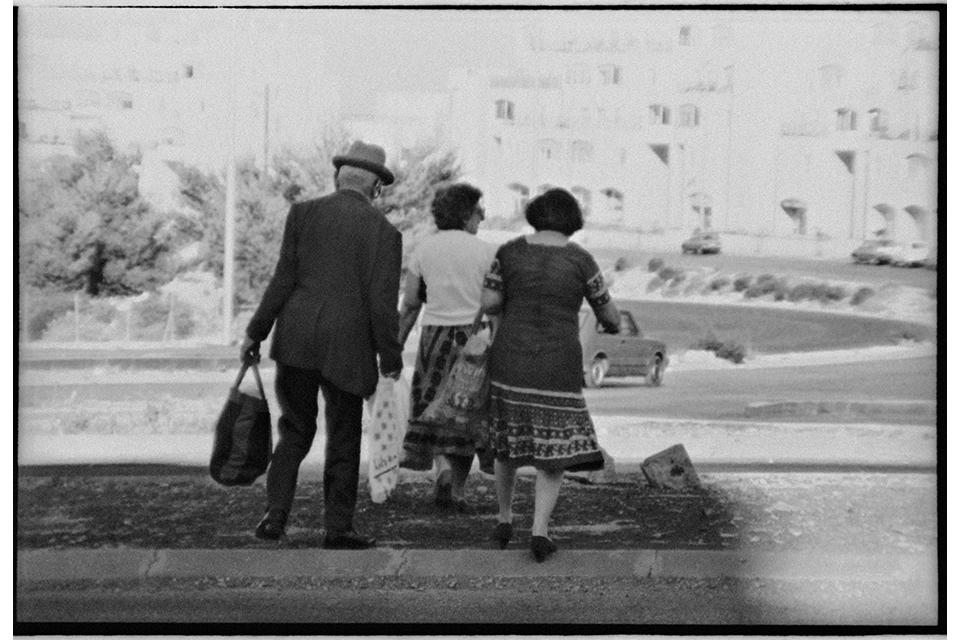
[17, 548, 936, 584]
[745, 400, 936, 418]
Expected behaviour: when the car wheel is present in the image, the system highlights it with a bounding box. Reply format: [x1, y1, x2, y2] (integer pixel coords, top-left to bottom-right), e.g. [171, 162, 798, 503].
[647, 355, 665, 387]
[585, 357, 608, 388]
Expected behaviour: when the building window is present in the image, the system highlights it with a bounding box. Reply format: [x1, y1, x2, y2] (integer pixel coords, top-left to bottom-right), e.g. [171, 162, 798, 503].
[538, 139, 559, 161]
[183, 64, 194, 79]
[649, 104, 671, 125]
[122, 99, 133, 109]
[571, 140, 594, 163]
[836, 108, 857, 131]
[678, 104, 700, 127]
[679, 26, 691, 46]
[495, 99, 515, 120]
[868, 108, 888, 134]
[599, 64, 621, 85]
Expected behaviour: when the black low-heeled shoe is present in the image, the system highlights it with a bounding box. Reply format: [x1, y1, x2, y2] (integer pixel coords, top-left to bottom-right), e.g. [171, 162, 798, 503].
[530, 536, 558, 562]
[491, 522, 514, 549]
[255, 510, 287, 541]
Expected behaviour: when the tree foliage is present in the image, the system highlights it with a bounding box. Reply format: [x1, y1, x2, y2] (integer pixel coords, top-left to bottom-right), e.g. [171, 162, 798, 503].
[171, 134, 462, 306]
[19, 132, 179, 296]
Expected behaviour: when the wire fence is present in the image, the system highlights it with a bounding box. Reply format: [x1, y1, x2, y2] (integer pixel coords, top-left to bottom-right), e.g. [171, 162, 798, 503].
[19, 287, 254, 344]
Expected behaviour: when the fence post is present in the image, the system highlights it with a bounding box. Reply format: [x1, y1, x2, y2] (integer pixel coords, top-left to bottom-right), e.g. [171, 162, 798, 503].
[73, 292, 80, 343]
[163, 294, 176, 342]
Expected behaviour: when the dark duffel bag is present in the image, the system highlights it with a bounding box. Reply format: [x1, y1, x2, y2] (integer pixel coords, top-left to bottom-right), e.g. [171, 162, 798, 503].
[209, 363, 272, 486]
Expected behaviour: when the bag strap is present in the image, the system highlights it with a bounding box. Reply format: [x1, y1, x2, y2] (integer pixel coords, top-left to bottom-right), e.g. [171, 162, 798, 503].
[468, 308, 486, 336]
[233, 363, 267, 399]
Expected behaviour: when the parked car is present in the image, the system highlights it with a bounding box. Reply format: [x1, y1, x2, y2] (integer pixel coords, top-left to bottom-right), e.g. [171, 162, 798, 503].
[681, 231, 721, 255]
[891, 242, 930, 268]
[851, 238, 899, 265]
[579, 307, 668, 388]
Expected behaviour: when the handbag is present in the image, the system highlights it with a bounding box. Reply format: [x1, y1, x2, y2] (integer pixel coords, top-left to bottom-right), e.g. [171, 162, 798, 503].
[209, 363, 273, 487]
[366, 376, 410, 503]
[419, 310, 494, 448]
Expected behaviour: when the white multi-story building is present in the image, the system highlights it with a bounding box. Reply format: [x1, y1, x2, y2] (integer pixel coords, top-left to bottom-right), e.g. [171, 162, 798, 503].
[18, 20, 343, 172]
[444, 12, 939, 251]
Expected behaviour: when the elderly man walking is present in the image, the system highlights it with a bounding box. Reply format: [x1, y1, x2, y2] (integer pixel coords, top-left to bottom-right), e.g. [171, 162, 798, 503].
[241, 141, 403, 549]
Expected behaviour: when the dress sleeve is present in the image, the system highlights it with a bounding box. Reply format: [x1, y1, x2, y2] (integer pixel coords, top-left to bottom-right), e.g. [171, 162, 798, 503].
[482, 245, 505, 292]
[581, 251, 611, 310]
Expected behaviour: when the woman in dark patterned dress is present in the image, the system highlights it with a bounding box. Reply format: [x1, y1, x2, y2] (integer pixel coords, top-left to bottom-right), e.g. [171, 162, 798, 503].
[480, 188, 621, 562]
[397, 183, 498, 511]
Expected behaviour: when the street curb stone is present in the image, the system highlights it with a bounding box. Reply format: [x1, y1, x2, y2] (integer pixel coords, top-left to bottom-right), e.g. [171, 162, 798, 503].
[745, 400, 936, 418]
[17, 549, 936, 583]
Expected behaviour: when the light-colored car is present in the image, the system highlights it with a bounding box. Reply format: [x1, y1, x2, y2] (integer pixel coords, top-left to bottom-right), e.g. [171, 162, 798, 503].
[681, 231, 721, 255]
[579, 307, 668, 388]
[891, 242, 930, 268]
[851, 238, 898, 265]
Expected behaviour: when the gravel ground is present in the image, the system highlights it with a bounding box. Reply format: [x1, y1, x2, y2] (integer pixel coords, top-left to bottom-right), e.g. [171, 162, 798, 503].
[17, 471, 936, 553]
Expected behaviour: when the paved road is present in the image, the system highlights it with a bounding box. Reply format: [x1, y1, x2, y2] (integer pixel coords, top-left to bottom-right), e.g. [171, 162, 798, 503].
[18, 354, 937, 425]
[17, 573, 937, 625]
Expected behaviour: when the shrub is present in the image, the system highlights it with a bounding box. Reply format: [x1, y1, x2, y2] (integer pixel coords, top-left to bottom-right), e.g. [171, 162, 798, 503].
[647, 257, 665, 273]
[850, 286, 875, 306]
[135, 294, 170, 329]
[824, 285, 847, 302]
[614, 257, 631, 272]
[646, 277, 664, 293]
[669, 270, 687, 284]
[787, 282, 816, 302]
[695, 332, 747, 364]
[732, 275, 752, 292]
[25, 292, 75, 340]
[744, 275, 786, 299]
[708, 276, 731, 292]
[657, 266, 680, 281]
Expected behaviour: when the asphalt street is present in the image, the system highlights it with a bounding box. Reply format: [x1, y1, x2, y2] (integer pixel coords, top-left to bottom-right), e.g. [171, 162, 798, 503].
[18, 353, 937, 424]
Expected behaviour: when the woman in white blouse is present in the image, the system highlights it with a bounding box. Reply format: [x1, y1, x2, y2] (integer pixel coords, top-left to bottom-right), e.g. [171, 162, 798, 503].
[397, 183, 498, 512]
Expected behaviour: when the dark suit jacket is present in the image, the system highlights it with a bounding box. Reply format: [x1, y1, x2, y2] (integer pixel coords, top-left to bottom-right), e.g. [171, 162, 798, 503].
[246, 189, 404, 398]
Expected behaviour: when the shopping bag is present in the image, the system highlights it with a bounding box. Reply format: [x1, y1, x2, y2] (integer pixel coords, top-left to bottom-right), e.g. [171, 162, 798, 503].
[366, 376, 409, 503]
[209, 363, 273, 487]
[419, 314, 493, 440]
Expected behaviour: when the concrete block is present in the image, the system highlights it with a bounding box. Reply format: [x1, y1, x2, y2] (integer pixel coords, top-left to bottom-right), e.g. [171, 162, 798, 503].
[640, 444, 701, 490]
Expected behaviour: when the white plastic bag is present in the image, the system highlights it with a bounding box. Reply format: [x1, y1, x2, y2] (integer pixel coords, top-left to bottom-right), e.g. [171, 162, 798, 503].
[366, 375, 410, 503]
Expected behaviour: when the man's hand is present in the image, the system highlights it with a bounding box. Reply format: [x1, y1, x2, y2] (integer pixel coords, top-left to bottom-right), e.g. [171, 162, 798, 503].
[240, 336, 261, 365]
[382, 369, 402, 381]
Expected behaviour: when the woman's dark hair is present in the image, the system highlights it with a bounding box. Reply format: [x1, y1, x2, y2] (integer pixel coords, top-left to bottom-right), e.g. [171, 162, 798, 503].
[525, 188, 584, 236]
[431, 183, 484, 231]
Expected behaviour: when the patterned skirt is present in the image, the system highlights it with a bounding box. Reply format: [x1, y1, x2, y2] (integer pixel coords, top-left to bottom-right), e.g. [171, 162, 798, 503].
[488, 381, 604, 472]
[401, 323, 485, 470]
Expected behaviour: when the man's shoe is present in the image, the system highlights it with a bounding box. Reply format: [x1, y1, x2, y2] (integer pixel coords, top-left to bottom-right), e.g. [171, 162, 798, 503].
[255, 509, 287, 541]
[323, 529, 377, 550]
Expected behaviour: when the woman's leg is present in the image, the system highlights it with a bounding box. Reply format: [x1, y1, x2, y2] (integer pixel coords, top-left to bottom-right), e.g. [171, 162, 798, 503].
[447, 454, 474, 500]
[494, 459, 518, 524]
[531, 468, 564, 538]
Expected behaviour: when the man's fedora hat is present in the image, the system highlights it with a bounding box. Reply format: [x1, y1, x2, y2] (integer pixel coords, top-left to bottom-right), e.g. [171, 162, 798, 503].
[333, 141, 395, 186]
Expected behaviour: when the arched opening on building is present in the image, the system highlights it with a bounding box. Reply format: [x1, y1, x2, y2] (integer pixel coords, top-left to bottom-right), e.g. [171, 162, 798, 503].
[507, 182, 529, 218]
[780, 198, 808, 235]
[904, 205, 931, 245]
[648, 143, 670, 166]
[690, 192, 714, 230]
[872, 203, 896, 239]
[570, 186, 592, 218]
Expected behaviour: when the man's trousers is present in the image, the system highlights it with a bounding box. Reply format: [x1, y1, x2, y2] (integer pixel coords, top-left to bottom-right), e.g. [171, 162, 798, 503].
[265, 363, 365, 534]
